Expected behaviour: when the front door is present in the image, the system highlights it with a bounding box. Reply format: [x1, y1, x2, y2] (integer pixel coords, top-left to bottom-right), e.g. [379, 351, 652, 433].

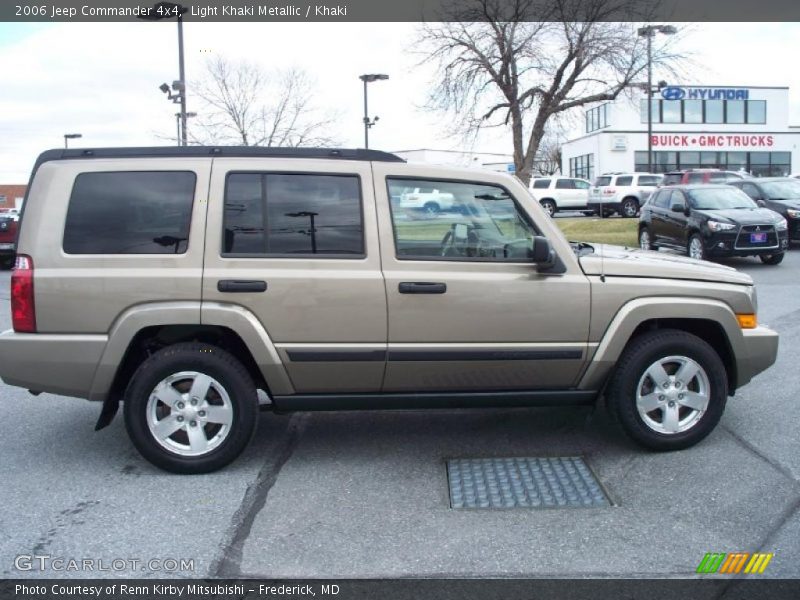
[372, 164, 592, 392]
[203, 158, 387, 393]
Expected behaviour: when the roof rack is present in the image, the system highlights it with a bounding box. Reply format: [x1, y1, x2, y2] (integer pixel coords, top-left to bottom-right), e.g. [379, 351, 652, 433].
[36, 146, 406, 165]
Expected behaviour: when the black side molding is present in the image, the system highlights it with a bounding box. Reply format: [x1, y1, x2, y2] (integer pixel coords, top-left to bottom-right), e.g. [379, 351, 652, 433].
[271, 390, 598, 412]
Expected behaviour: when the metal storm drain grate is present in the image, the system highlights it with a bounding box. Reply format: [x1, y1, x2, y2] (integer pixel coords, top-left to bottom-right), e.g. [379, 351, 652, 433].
[446, 456, 610, 509]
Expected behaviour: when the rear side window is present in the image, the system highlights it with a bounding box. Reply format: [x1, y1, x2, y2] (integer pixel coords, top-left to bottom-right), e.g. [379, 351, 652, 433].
[63, 171, 195, 254]
[615, 176, 633, 186]
[638, 175, 661, 187]
[223, 173, 363, 257]
[594, 177, 612, 187]
[555, 179, 575, 189]
[532, 179, 551, 189]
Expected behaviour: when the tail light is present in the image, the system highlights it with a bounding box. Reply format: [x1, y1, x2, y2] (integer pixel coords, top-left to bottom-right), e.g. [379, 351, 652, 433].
[11, 255, 36, 333]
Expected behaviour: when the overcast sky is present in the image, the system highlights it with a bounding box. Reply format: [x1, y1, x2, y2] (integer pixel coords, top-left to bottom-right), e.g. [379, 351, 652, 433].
[0, 22, 798, 182]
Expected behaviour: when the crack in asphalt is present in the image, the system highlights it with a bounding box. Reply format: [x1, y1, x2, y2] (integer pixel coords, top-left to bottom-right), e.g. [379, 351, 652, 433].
[722, 425, 799, 487]
[210, 413, 308, 578]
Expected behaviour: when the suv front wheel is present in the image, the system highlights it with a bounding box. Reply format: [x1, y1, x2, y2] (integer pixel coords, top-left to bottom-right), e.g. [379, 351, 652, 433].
[606, 329, 727, 451]
[123, 342, 259, 474]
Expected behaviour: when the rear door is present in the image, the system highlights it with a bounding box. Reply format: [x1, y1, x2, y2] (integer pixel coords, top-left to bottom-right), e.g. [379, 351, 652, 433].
[662, 189, 691, 246]
[202, 158, 387, 393]
[555, 178, 580, 208]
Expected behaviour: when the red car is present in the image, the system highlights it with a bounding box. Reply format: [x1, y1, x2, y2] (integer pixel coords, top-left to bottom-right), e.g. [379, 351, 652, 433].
[661, 169, 745, 186]
[0, 216, 17, 269]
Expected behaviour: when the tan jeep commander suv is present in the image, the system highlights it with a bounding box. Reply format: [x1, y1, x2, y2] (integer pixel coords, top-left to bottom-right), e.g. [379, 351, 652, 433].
[0, 147, 779, 473]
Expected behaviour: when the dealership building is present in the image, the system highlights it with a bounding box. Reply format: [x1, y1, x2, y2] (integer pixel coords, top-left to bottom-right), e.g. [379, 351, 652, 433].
[562, 85, 800, 181]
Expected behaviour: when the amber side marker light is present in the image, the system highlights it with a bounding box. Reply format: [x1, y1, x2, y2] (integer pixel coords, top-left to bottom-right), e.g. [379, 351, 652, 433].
[736, 314, 757, 329]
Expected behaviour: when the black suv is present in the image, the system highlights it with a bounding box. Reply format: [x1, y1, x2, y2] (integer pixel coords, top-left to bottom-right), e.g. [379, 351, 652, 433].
[727, 177, 800, 245]
[639, 185, 788, 264]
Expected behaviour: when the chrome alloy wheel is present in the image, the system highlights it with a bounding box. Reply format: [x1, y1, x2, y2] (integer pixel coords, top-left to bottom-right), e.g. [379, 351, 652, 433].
[689, 236, 705, 260]
[639, 229, 651, 251]
[636, 355, 710, 434]
[146, 371, 234, 457]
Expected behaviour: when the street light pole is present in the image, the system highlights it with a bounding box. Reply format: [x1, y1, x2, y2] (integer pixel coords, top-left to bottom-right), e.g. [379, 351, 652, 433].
[176, 11, 187, 147]
[358, 74, 389, 149]
[637, 25, 677, 174]
[64, 133, 82, 148]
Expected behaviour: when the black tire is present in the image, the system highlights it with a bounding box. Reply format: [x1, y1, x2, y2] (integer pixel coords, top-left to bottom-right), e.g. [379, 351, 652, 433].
[423, 202, 440, 217]
[687, 233, 706, 261]
[540, 199, 556, 217]
[759, 252, 784, 265]
[621, 197, 640, 218]
[123, 342, 259, 474]
[606, 329, 728, 451]
[638, 226, 656, 250]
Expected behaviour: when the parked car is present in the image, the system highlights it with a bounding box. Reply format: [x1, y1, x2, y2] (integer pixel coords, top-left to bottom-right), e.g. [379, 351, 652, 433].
[639, 184, 788, 264]
[661, 169, 745, 186]
[398, 186, 455, 216]
[588, 173, 662, 218]
[529, 176, 592, 216]
[0, 147, 778, 473]
[727, 178, 800, 245]
[0, 216, 17, 269]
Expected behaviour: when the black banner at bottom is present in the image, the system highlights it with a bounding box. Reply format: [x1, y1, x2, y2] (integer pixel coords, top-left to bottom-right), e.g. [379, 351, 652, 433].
[3, 579, 800, 600]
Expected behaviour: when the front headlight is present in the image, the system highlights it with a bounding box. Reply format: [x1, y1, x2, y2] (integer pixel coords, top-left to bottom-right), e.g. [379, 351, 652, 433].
[775, 218, 788, 231]
[707, 220, 736, 232]
[786, 208, 800, 219]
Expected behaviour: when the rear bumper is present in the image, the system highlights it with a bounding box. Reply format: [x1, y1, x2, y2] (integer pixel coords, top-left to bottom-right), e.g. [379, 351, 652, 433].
[735, 325, 779, 389]
[0, 330, 107, 399]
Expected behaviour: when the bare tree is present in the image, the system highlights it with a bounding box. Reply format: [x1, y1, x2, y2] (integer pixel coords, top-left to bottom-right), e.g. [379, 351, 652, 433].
[534, 125, 566, 175]
[191, 57, 339, 147]
[419, 0, 684, 184]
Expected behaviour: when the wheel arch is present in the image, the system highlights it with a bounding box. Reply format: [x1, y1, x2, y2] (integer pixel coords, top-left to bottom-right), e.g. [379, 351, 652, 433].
[579, 297, 741, 395]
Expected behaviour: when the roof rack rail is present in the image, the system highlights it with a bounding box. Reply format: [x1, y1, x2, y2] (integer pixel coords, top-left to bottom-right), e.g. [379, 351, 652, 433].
[35, 146, 406, 165]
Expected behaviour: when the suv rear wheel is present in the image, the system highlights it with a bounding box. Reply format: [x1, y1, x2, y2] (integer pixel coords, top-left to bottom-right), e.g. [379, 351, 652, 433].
[621, 197, 639, 218]
[123, 342, 259, 474]
[539, 199, 556, 217]
[606, 329, 727, 451]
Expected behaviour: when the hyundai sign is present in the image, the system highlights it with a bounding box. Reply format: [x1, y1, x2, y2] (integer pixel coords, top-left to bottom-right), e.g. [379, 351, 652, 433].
[660, 87, 750, 101]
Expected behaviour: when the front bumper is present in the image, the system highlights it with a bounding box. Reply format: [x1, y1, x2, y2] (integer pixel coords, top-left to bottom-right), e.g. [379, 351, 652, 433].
[736, 325, 779, 388]
[0, 330, 107, 399]
[704, 228, 789, 257]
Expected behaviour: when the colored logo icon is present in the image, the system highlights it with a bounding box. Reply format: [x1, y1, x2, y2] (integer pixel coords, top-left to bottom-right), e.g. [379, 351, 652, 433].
[696, 552, 773, 574]
[661, 87, 686, 100]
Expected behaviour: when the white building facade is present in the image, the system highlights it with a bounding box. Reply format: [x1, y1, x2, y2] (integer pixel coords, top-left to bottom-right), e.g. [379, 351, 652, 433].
[562, 85, 800, 181]
[391, 149, 515, 173]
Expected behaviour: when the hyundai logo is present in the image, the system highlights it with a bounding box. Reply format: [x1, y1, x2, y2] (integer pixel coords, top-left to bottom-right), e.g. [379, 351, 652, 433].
[661, 87, 686, 101]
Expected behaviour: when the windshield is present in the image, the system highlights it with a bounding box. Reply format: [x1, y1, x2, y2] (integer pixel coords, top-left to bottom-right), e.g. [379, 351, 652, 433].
[760, 180, 800, 199]
[689, 188, 758, 210]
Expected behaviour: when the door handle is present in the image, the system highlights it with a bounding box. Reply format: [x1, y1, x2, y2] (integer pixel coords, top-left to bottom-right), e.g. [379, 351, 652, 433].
[217, 280, 267, 293]
[398, 282, 447, 294]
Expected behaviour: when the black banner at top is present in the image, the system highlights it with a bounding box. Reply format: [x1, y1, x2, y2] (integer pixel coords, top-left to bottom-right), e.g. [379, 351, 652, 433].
[2, 0, 800, 22]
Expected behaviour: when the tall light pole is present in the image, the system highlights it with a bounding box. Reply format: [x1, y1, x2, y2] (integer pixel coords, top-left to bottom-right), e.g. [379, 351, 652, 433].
[140, 2, 190, 146]
[359, 74, 389, 148]
[637, 25, 677, 173]
[175, 112, 197, 145]
[64, 133, 82, 148]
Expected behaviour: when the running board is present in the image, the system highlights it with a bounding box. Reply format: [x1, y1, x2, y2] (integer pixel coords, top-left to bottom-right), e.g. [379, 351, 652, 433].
[270, 390, 598, 412]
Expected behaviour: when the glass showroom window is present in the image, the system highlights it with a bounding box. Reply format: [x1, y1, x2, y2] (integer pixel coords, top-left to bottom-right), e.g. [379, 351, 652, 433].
[569, 154, 594, 180]
[705, 100, 724, 124]
[747, 100, 767, 124]
[727, 100, 745, 124]
[640, 99, 661, 123]
[662, 100, 681, 123]
[683, 100, 703, 124]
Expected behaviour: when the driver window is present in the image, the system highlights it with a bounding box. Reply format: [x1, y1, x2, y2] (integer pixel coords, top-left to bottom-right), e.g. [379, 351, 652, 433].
[386, 178, 538, 261]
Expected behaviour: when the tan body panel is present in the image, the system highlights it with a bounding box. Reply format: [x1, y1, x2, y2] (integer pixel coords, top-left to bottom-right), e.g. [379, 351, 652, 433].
[371, 162, 592, 391]
[18, 158, 210, 334]
[202, 158, 387, 393]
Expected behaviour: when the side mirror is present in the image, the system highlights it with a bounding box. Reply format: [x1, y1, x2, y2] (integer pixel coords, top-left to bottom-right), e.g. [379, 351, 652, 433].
[531, 236, 555, 268]
[671, 203, 686, 213]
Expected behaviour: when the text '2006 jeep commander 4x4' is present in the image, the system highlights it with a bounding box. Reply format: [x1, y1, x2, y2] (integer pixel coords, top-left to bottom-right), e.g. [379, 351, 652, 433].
[0, 147, 779, 473]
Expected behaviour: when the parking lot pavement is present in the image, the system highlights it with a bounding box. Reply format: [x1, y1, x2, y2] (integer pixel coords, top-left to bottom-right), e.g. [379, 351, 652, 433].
[0, 251, 798, 579]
